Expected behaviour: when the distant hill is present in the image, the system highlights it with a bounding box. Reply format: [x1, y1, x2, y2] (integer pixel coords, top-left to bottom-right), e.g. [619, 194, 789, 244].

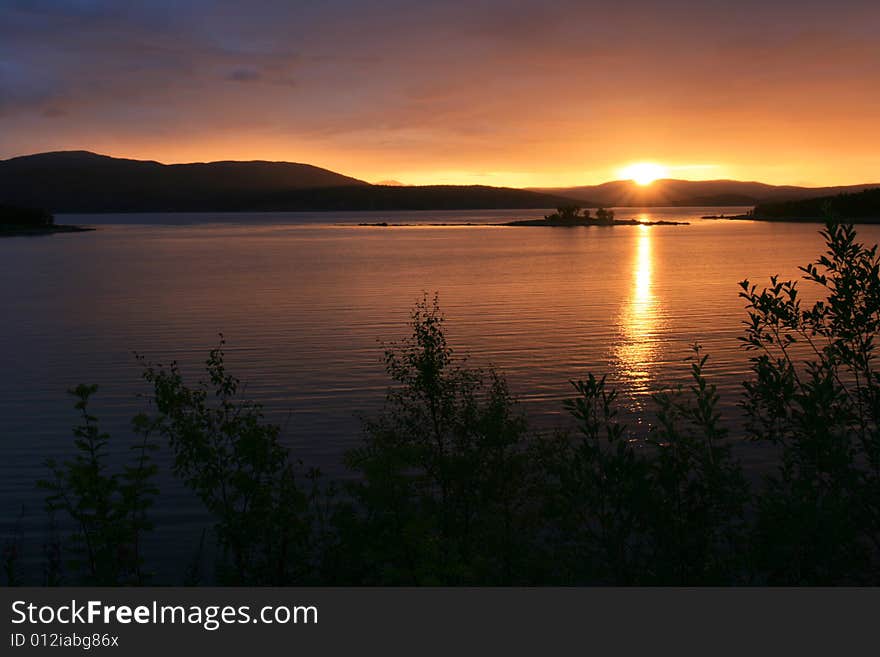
[230, 185, 579, 212]
[5, 151, 878, 214]
[753, 187, 880, 221]
[533, 179, 880, 207]
[0, 151, 575, 212]
[0, 151, 370, 212]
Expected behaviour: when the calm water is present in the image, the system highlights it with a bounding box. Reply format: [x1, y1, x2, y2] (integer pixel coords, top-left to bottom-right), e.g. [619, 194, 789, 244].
[3, 206, 874, 579]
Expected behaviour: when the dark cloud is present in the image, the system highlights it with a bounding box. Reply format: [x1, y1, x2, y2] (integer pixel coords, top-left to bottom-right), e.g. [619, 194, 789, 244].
[41, 106, 68, 118]
[227, 68, 262, 82]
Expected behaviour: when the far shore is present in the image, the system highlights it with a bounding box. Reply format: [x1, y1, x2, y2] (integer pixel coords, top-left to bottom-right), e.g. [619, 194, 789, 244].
[354, 219, 690, 227]
[0, 224, 94, 237]
[502, 218, 689, 227]
[748, 216, 880, 224]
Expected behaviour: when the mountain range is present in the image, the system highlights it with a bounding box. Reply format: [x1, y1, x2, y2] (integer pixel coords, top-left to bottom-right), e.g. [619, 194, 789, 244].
[1, 151, 878, 213]
[532, 179, 880, 207]
[0, 151, 577, 212]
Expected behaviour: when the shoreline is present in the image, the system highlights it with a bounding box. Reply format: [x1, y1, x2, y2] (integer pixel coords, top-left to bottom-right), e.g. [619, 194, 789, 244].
[355, 219, 690, 227]
[749, 216, 880, 223]
[0, 224, 94, 237]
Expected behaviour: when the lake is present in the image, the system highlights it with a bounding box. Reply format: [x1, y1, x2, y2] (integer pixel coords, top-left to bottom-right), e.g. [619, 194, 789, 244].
[2, 206, 872, 580]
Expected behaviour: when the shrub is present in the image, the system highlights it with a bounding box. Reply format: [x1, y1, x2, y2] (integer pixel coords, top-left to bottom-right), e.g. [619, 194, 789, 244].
[342, 294, 536, 584]
[740, 221, 880, 583]
[39, 385, 158, 585]
[138, 340, 311, 585]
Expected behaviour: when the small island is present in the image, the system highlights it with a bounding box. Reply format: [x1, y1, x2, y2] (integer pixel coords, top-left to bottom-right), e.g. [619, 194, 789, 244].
[0, 204, 92, 236]
[503, 205, 689, 226]
[352, 206, 690, 228]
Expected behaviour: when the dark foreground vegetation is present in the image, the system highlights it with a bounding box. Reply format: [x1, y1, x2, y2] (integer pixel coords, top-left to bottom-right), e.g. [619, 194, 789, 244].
[3, 221, 880, 586]
[755, 187, 880, 221]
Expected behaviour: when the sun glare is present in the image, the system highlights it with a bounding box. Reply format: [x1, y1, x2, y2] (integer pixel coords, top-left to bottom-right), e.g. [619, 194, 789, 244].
[620, 162, 668, 186]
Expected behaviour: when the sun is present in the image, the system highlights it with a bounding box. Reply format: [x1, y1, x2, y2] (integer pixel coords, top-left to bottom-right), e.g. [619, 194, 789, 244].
[619, 162, 668, 186]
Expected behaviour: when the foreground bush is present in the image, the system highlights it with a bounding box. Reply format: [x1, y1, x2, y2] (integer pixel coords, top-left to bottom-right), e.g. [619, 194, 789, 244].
[740, 222, 880, 583]
[338, 295, 536, 584]
[536, 348, 748, 585]
[38, 385, 158, 585]
[137, 342, 313, 584]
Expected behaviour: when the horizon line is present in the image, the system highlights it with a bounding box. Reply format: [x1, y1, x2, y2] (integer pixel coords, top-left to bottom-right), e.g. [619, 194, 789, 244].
[3, 149, 880, 191]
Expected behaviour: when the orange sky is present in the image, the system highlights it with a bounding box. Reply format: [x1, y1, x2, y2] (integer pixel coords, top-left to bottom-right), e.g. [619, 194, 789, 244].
[1, 1, 879, 187]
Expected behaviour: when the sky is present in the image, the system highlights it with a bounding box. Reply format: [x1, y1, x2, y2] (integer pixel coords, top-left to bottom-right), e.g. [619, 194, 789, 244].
[1, 0, 878, 187]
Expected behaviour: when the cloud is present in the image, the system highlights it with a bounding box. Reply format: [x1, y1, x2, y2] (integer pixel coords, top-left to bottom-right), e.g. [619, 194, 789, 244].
[41, 106, 68, 118]
[226, 68, 262, 82]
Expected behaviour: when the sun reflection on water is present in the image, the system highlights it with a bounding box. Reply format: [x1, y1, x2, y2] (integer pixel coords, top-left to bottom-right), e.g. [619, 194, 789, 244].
[615, 224, 661, 400]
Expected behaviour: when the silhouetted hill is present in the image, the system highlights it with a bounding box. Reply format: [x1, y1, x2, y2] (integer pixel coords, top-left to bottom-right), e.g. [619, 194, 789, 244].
[753, 187, 880, 221]
[7, 152, 878, 213]
[0, 151, 576, 212]
[534, 179, 880, 207]
[0, 151, 369, 212]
